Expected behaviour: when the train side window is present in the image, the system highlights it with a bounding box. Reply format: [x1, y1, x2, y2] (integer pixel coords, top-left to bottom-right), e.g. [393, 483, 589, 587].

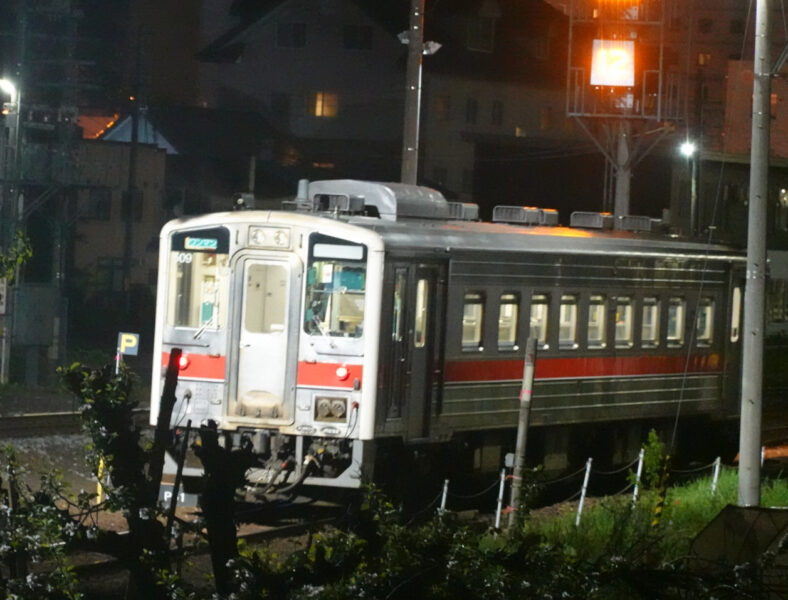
[641, 297, 660, 348]
[559, 294, 579, 349]
[587, 294, 607, 349]
[498, 292, 519, 351]
[392, 269, 406, 342]
[667, 297, 686, 347]
[615, 296, 634, 348]
[414, 279, 429, 348]
[730, 286, 741, 342]
[696, 297, 715, 346]
[530, 293, 549, 349]
[462, 292, 485, 351]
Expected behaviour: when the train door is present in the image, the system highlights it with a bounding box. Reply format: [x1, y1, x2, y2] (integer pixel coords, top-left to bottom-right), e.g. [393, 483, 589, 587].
[391, 263, 445, 441]
[231, 253, 302, 423]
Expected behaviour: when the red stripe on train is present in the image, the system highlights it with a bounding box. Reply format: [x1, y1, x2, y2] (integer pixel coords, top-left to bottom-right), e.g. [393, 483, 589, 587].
[297, 362, 362, 388]
[444, 354, 722, 383]
[161, 352, 226, 380]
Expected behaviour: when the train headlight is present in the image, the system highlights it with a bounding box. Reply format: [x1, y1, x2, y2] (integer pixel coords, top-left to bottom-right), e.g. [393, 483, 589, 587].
[178, 354, 191, 371]
[316, 397, 332, 419]
[330, 398, 347, 418]
[314, 396, 348, 422]
[249, 226, 291, 249]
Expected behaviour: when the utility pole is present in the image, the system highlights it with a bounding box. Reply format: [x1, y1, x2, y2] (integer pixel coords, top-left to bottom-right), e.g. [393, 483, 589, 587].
[738, 0, 771, 507]
[400, 0, 424, 185]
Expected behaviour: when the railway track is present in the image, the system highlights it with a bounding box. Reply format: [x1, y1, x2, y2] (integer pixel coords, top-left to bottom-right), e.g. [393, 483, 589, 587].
[0, 408, 150, 438]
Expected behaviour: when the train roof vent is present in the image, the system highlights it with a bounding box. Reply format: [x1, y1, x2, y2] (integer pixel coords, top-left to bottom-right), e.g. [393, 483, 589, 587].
[306, 179, 449, 221]
[570, 211, 614, 229]
[615, 214, 654, 232]
[492, 205, 558, 226]
[447, 201, 480, 221]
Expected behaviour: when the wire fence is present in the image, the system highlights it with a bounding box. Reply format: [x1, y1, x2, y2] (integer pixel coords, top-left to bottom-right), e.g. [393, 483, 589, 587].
[409, 446, 752, 528]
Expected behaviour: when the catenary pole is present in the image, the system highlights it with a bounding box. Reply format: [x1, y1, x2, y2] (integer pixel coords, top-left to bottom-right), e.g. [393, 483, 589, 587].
[400, 0, 424, 184]
[738, 0, 770, 507]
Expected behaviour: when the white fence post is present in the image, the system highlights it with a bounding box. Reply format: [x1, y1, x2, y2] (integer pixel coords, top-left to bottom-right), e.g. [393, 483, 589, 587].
[710, 457, 721, 494]
[494, 468, 506, 530]
[575, 457, 593, 527]
[632, 448, 645, 506]
[439, 478, 449, 514]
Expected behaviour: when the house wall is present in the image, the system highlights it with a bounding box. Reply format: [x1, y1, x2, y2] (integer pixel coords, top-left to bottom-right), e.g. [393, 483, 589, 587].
[198, 0, 404, 142]
[73, 140, 167, 295]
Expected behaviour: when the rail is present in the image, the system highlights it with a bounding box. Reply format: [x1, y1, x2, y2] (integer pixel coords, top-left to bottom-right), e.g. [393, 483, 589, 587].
[0, 408, 150, 438]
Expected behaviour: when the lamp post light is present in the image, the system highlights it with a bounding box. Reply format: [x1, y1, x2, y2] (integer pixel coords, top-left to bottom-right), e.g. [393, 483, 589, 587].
[0, 77, 20, 384]
[680, 140, 698, 236]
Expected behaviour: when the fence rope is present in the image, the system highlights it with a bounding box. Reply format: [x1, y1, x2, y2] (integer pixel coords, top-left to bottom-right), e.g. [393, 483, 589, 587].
[447, 478, 501, 499]
[671, 460, 717, 474]
[539, 465, 588, 486]
[591, 455, 640, 476]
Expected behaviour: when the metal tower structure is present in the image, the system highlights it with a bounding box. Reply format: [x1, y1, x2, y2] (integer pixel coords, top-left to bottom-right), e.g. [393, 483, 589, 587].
[566, 0, 684, 217]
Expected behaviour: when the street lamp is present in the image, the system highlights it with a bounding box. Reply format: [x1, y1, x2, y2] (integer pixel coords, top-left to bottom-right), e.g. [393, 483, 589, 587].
[0, 77, 20, 384]
[679, 140, 698, 236]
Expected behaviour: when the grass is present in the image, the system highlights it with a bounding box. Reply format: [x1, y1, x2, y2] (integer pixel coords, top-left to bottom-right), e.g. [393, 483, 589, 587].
[524, 467, 788, 564]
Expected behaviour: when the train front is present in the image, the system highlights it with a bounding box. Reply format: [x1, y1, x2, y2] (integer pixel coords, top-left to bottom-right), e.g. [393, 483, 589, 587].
[149, 212, 384, 495]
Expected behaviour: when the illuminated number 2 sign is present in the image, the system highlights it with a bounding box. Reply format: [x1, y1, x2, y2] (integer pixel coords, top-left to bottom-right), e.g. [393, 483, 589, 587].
[590, 39, 635, 87]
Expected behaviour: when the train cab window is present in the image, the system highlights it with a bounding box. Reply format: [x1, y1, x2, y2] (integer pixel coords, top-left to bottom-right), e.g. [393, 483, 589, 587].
[667, 297, 686, 347]
[530, 293, 549, 349]
[641, 297, 660, 348]
[462, 292, 485, 351]
[168, 228, 230, 330]
[304, 236, 367, 337]
[414, 279, 429, 348]
[498, 293, 519, 350]
[559, 294, 579, 349]
[615, 296, 634, 348]
[695, 297, 715, 346]
[730, 286, 741, 342]
[587, 294, 607, 349]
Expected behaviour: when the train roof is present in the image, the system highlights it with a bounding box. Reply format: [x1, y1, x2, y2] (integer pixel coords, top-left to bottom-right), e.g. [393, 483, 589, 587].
[349, 215, 744, 262]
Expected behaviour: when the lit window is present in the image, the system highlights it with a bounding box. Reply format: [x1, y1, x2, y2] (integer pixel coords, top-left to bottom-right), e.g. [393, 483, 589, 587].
[312, 92, 338, 117]
[559, 294, 579, 349]
[498, 293, 519, 350]
[615, 296, 634, 348]
[587, 294, 607, 349]
[530, 293, 549, 349]
[696, 297, 715, 346]
[697, 53, 712, 66]
[462, 292, 484, 350]
[641, 297, 660, 348]
[667, 297, 686, 347]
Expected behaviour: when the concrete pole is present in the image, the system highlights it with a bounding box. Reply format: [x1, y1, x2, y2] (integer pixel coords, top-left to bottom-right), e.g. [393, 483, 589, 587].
[738, 0, 770, 507]
[508, 337, 536, 529]
[400, 0, 424, 185]
[613, 120, 631, 218]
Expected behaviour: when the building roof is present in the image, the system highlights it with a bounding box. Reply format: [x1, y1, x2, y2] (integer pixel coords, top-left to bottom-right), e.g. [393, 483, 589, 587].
[100, 106, 275, 159]
[198, 0, 406, 63]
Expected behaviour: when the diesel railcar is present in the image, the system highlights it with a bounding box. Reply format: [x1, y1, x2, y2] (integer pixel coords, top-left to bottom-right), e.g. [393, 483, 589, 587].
[150, 180, 744, 492]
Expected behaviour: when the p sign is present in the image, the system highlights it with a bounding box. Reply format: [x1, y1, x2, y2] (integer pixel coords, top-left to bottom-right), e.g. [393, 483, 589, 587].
[117, 332, 140, 356]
